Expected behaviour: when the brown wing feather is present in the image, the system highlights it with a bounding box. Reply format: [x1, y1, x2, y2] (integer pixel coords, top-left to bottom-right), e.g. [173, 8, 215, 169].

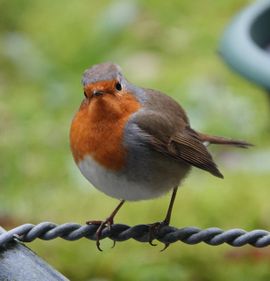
[147, 131, 223, 178]
[133, 89, 223, 178]
[170, 133, 223, 178]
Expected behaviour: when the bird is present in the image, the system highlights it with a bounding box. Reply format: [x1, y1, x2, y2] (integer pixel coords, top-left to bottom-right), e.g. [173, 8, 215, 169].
[70, 62, 252, 250]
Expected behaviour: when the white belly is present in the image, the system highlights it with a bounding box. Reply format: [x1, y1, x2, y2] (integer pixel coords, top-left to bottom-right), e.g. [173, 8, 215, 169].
[78, 155, 171, 201]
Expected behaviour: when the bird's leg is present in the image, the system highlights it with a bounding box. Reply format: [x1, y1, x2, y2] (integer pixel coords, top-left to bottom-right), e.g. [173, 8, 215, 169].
[149, 187, 178, 250]
[163, 187, 178, 225]
[86, 199, 125, 251]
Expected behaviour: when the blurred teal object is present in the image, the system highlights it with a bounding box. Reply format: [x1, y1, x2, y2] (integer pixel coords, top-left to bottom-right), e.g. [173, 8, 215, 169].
[219, 0, 270, 91]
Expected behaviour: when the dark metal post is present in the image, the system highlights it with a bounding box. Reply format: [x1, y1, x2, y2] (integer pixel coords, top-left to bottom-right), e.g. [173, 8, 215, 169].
[0, 227, 69, 281]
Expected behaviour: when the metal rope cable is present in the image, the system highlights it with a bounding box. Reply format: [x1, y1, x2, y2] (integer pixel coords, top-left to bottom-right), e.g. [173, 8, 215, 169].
[1, 222, 270, 247]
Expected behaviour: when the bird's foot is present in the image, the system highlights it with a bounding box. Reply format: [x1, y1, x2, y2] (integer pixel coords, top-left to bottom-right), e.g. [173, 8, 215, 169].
[86, 218, 114, 251]
[148, 221, 170, 251]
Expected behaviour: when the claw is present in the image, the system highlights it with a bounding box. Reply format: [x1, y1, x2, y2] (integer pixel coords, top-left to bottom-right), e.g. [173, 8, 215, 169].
[96, 240, 103, 252]
[86, 200, 125, 251]
[148, 222, 162, 247]
[111, 240, 116, 249]
[86, 218, 114, 251]
[149, 240, 157, 247]
[148, 221, 171, 250]
[160, 243, 170, 252]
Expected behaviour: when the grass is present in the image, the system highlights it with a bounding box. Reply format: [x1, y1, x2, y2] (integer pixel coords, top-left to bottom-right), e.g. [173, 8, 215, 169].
[0, 0, 270, 280]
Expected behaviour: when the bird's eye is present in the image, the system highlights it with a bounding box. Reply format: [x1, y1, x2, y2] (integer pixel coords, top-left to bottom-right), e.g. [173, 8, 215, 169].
[115, 82, 122, 91]
[84, 91, 87, 98]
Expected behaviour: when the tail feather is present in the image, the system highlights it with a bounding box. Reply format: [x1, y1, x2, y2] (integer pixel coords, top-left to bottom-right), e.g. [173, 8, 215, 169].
[198, 133, 253, 148]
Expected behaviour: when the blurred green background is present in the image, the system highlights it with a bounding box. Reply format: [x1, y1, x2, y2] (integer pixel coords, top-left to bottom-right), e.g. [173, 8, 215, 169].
[1, 0, 270, 280]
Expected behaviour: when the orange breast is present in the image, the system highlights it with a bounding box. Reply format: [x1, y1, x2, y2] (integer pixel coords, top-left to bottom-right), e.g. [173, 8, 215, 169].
[70, 92, 141, 171]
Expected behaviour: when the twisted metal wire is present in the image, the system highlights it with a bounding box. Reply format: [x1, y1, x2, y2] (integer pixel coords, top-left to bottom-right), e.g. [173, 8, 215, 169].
[1, 222, 270, 248]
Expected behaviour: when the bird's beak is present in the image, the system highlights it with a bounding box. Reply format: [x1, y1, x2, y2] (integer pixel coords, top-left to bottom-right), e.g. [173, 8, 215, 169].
[93, 90, 104, 97]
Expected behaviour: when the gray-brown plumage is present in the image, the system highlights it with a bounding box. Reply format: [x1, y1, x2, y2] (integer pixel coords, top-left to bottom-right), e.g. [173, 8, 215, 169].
[130, 88, 251, 181]
[71, 62, 252, 250]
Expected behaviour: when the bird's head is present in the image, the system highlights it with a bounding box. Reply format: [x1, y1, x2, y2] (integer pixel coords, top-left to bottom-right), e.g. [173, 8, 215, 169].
[82, 62, 127, 99]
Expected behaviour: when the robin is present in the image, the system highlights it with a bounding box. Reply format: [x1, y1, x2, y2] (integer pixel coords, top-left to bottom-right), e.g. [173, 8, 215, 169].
[70, 62, 251, 250]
